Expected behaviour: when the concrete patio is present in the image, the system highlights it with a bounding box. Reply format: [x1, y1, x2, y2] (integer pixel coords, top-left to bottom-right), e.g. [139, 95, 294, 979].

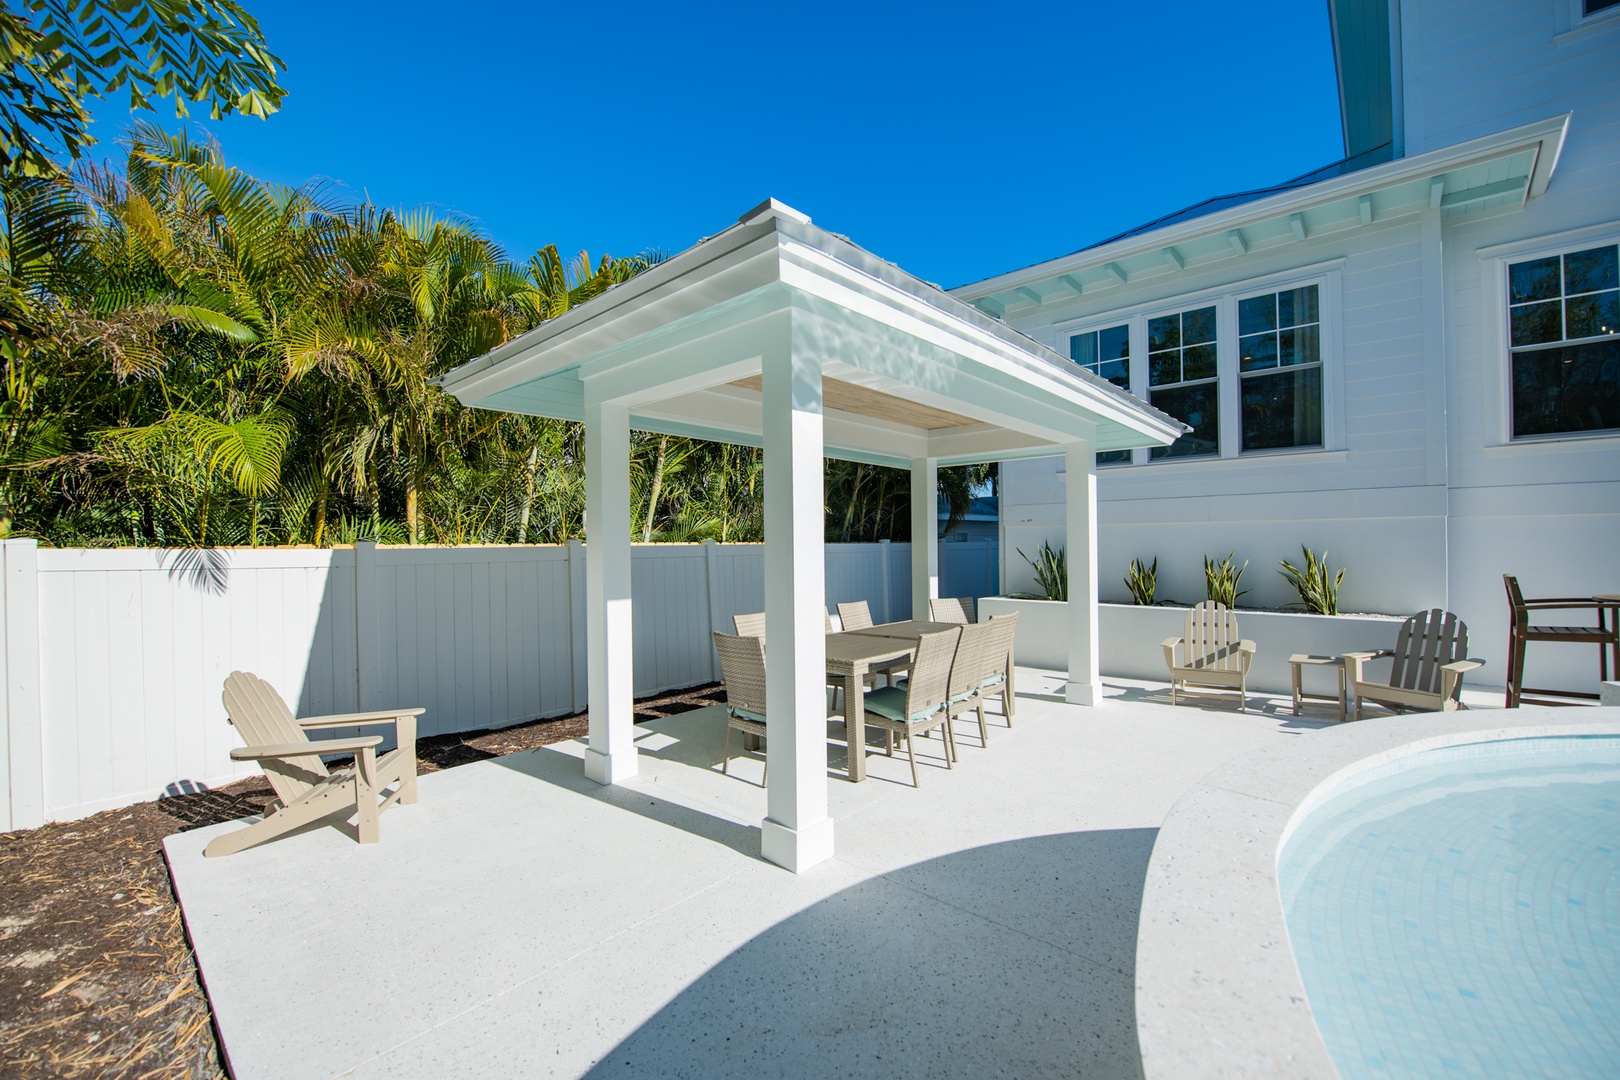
[164, 674, 1498, 1080]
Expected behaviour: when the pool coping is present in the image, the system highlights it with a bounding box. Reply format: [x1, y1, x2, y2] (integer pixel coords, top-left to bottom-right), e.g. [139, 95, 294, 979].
[1134, 706, 1620, 1080]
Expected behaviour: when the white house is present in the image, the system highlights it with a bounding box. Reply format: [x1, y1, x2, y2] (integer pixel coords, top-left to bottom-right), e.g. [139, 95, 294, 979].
[955, 0, 1620, 694]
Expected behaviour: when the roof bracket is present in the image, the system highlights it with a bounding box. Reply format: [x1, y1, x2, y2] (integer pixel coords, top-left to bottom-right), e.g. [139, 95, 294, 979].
[1104, 262, 1127, 285]
[1289, 213, 1307, 242]
[1058, 274, 1084, 296]
[1358, 195, 1373, 225]
[1015, 286, 1043, 307]
[1227, 229, 1248, 255]
[1161, 247, 1185, 271]
[1428, 177, 1445, 209]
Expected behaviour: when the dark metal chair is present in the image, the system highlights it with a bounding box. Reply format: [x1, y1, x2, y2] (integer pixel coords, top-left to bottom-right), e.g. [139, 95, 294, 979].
[1502, 575, 1618, 707]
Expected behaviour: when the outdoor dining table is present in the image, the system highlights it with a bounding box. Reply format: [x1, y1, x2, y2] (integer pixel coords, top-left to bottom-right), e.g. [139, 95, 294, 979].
[824, 630, 917, 782]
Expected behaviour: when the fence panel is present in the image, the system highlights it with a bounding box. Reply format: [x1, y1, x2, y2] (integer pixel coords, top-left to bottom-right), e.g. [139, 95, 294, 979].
[9, 538, 994, 823]
[939, 540, 1000, 604]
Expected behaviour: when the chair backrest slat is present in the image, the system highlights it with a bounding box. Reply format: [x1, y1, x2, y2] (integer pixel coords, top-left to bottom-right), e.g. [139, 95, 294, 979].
[905, 627, 961, 721]
[837, 601, 873, 631]
[1185, 602, 1244, 672]
[947, 621, 996, 701]
[222, 671, 325, 805]
[1386, 608, 1468, 696]
[733, 612, 767, 641]
[712, 632, 768, 717]
[930, 597, 976, 624]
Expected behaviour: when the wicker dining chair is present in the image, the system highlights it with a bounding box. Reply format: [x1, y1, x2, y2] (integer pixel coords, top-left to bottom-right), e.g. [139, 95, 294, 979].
[979, 612, 1019, 723]
[836, 600, 874, 631]
[860, 626, 961, 787]
[944, 620, 999, 748]
[712, 631, 770, 786]
[929, 596, 977, 625]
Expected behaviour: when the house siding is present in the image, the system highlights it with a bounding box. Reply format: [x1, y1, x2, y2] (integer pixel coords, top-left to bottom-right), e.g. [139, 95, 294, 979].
[996, 1, 1619, 693]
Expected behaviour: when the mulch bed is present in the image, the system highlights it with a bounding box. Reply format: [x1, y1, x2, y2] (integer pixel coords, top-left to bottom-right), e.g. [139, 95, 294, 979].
[0, 683, 726, 1078]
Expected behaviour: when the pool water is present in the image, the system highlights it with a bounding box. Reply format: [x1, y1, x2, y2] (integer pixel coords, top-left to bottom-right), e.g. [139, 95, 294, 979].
[1278, 736, 1620, 1079]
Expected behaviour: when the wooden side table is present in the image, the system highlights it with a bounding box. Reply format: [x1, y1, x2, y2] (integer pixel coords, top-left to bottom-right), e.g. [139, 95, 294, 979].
[1289, 654, 1347, 722]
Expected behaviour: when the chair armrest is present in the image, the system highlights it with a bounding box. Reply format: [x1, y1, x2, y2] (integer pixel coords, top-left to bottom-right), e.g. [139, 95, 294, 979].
[1238, 640, 1257, 654]
[231, 735, 383, 761]
[1520, 598, 1608, 609]
[1441, 658, 1485, 674]
[1342, 649, 1392, 661]
[1159, 637, 1184, 649]
[1236, 640, 1257, 675]
[1161, 637, 1182, 670]
[298, 708, 426, 729]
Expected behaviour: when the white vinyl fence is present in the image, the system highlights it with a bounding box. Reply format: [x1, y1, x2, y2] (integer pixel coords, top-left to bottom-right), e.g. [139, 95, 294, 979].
[0, 538, 998, 829]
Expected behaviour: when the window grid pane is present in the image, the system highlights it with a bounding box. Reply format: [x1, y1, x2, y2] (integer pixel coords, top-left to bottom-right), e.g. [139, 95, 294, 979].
[1240, 284, 1323, 451]
[1508, 244, 1620, 439]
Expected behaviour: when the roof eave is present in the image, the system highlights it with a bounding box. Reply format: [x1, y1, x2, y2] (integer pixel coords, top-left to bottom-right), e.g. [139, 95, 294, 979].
[951, 112, 1571, 302]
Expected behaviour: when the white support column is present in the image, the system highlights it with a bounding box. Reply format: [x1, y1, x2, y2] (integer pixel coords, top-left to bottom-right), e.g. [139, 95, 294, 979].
[910, 456, 939, 619]
[761, 346, 834, 873]
[583, 400, 638, 785]
[1065, 441, 1102, 706]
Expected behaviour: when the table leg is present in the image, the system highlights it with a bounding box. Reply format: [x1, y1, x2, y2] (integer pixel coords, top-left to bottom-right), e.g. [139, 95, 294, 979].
[1336, 664, 1347, 723]
[1290, 663, 1303, 717]
[844, 671, 866, 782]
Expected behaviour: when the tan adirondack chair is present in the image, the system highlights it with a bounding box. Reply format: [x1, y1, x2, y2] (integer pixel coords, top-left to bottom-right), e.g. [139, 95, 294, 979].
[1162, 602, 1257, 712]
[1344, 609, 1484, 720]
[205, 672, 423, 857]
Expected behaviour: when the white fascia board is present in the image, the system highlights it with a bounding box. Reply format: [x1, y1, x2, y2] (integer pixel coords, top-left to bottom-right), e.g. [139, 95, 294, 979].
[780, 253, 1184, 445]
[952, 113, 1571, 301]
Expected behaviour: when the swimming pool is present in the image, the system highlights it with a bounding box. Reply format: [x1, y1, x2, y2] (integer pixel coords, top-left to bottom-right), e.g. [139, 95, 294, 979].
[1279, 735, 1620, 1079]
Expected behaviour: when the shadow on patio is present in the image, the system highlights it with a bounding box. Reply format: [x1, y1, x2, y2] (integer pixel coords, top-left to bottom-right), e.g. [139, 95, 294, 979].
[583, 829, 1155, 1080]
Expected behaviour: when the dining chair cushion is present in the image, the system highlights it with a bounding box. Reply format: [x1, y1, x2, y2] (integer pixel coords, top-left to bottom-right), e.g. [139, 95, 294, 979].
[980, 673, 1006, 689]
[862, 686, 940, 724]
[730, 707, 768, 724]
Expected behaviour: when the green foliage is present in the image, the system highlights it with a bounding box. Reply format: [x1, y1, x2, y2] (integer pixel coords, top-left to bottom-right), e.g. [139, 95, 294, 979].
[1278, 546, 1346, 615]
[0, 124, 987, 550]
[1203, 551, 1249, 607]
[1124, 556, 1157, 606]
[1, 1, 287, 177]
[1014, 541, 1067, 602]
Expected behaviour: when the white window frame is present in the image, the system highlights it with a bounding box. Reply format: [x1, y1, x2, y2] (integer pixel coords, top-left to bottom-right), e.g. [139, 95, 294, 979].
[1478, 223, 1620, 446]
[1066, 323, 1135, 466]
[1057, 262, 1344, 466]
[1232, 281, 1330, 456]
[1568, 0, 1620, 27]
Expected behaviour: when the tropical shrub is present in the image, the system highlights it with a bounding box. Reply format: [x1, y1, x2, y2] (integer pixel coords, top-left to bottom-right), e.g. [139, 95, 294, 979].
[1124, 556, 1157, 606]
[1015, 541, 1067, 602]
[1203, 551, 1249, 607]
[1278, 546, 1346, 615]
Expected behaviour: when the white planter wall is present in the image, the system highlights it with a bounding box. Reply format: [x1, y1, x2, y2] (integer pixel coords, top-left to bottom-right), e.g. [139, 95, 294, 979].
[0, 538, 999, 830]
[980, 597, 1409, 698]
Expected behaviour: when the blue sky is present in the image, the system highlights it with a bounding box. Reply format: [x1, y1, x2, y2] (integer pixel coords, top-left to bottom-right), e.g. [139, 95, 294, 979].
[84, 1, 1345, 289]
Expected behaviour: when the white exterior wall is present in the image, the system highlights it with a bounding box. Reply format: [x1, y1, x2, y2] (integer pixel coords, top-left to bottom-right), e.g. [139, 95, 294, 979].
[1416, 0, 1620, 698]
[1000, 210, 1446, 619]
[0, 539, 979, 828]
[996, 1, 1620, 695]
